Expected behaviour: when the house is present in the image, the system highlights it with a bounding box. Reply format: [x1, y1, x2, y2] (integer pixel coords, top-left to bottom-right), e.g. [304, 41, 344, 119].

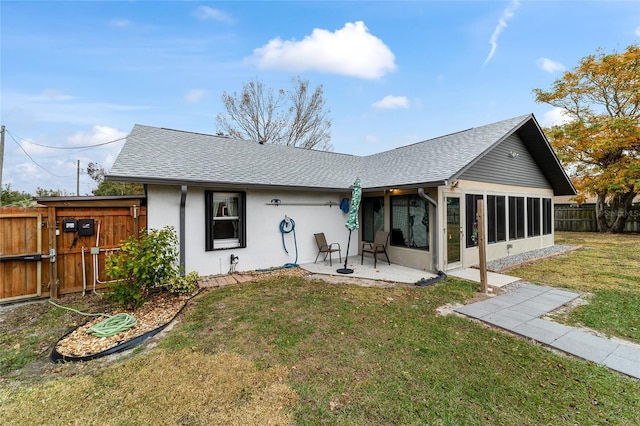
[106, 113, 576, 276]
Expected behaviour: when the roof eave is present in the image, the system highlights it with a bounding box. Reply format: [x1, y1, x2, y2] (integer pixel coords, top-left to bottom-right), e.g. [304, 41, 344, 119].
[105, 175, 350, 193]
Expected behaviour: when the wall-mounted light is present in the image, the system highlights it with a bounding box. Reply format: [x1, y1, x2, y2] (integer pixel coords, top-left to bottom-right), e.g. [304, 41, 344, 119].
[509, 151, 519, 158]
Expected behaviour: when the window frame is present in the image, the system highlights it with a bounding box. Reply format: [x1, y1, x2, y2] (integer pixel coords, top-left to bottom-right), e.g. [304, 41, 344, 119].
[389, 194, 429, 250]
[361, 196, 385, 243]
[205, 191, 246, 251]
[508, 196, 525, 240]
[527, 197, 541, 237]
[542, 198, 553, 235]
[487, 195, 506, 244]
[465, 194, 483, 248]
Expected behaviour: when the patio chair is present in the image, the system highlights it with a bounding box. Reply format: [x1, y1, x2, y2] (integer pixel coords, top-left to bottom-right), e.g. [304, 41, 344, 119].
[314, 233, 341, 266]
[361, 230, 390, 268]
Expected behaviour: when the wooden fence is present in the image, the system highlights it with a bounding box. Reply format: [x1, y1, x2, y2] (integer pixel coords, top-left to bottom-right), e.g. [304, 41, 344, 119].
[554, 204, 640, 233]
[1, 196, 146, 303]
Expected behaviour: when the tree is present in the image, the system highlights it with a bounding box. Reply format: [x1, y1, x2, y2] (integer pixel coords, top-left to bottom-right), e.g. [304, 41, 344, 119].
[87, 162, 144, 196]
[0, 183, 32, 206]
[35, 187, 71, 197]
[533, 45, 640, 233]
[216, 76, 333, 151]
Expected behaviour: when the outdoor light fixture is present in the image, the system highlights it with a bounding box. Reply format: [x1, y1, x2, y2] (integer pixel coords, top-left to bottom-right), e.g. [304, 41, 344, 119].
[509, 151, 520, 158]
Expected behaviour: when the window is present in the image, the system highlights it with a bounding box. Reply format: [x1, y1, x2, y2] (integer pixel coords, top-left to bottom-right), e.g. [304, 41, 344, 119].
[542, 198, 552, 235]
[465, 194, 483, 247]
[362, 197, 385, 243]
[487, 195, 506, 244]
[390, 194, 429, 250]
[205, 191, 246, 250]
[508, 196, 525, 240]
[527, 197, 541, 237]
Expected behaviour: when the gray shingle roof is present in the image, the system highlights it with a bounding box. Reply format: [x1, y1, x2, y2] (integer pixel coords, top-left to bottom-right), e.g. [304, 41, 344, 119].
[360, 114, 530, 189]
[107, 114, 575, 194]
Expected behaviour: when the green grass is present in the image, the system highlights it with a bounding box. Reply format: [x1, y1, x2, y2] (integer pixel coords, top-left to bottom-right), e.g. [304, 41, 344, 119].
[0, 302, 67, 374]
[158, 275, 640, 424]
[559, 289, 640, 341]
[509, 232, 640, 343]
[2, 232, 640, 424]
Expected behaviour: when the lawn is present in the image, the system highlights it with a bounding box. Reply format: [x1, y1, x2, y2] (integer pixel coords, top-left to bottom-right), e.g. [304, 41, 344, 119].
[1, 232, 639, 425]
[509, 231, 640, 343]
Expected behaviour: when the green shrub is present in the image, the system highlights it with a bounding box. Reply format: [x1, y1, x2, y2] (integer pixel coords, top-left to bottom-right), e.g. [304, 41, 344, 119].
[167, 271, 200, 295]
[105, 226, 180, 308]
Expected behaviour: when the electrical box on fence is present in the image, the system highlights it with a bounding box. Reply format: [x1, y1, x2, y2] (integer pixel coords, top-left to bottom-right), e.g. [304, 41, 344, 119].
[78, 219, 95, 236]
[63, 219, 77, 232]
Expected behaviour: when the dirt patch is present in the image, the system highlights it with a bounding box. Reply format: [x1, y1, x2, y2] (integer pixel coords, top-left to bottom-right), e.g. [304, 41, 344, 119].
[436, 291, 495, 317]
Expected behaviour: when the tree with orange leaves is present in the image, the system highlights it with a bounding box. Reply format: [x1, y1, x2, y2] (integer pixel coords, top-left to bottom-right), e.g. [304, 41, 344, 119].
[534, 45, 640, 233]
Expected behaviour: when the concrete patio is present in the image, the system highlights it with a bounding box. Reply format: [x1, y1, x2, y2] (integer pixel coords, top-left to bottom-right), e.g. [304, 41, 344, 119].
[300, 255, 436, 286]
[301, 255, 522, 289]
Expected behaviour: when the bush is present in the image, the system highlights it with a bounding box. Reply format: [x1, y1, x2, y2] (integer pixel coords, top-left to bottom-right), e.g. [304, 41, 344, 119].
[167, 271, 200, 295]
[105, 226, 180, 308]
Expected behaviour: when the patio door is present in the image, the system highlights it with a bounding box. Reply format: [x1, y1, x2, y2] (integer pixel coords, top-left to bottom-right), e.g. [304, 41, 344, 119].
[445, 196, 462, 269]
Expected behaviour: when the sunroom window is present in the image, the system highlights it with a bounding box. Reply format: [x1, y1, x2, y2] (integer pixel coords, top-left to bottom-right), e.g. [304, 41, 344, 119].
[362, 197, 385, 242]
[508, 196, 525, 240]
[390, 194, 429, 250]
[542, 198, 552, 235]
[527, 197, 541, 237]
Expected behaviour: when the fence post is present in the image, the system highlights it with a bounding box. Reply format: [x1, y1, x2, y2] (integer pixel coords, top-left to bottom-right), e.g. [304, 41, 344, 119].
[48, 206, 58, 299]
[477, 199, 488, 294]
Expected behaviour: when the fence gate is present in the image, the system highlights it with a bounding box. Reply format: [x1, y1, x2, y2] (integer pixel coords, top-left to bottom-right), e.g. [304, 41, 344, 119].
[1, 196, 146, 303]
[0, 208, 51, 302]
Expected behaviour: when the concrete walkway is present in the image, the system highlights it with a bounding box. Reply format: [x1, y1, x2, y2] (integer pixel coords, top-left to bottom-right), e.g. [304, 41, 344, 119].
[455, 283, 640, 380]
[446, 267, 521, 289]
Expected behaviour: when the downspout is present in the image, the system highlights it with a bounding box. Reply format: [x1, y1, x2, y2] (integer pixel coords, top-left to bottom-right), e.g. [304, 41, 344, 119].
[180, 185, 187, 277]
[418, 188, 438, 270]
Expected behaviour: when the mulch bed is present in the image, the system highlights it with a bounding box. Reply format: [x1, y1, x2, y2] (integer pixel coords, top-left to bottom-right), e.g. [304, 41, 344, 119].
[53, 290, 196, 359]
[52, 267, 312, 361]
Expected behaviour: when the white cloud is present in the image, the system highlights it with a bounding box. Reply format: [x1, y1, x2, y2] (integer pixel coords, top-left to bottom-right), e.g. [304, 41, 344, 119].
[41, 88, 75, 101]
[68, 125, 127, 146]
[372, 95, 410, 110]
[541, 107, 574, 127]
[365, 134, 378, 144]
[185, 89, 207, 103]
[247, 21, 397, 80]
[110, 19, 133, 28]
[67, 126, 128, 169]
[483, 0, 520, 66]
[193, 6, 233, 24]
[536, 57, 565, 73]
[4, 126, 127, 195]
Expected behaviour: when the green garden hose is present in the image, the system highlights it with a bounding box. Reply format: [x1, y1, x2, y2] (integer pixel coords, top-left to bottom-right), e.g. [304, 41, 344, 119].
[48, 300, 137, 337]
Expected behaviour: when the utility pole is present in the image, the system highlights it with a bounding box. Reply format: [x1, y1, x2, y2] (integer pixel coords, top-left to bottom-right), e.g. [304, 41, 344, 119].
[76, 160, 80, 196]
[0, 125, 5, 205]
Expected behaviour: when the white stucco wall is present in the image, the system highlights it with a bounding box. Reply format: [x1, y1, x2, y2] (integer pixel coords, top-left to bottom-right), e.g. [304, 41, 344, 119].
[147, 185, 353, 276]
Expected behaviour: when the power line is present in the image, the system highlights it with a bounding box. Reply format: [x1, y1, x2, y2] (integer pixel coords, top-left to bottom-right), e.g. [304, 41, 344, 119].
[4, 128, 128, 150]
[7, 131, 72, 178]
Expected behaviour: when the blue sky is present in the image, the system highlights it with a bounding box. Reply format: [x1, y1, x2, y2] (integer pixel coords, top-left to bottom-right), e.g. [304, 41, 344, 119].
[1, 1, 639, 195]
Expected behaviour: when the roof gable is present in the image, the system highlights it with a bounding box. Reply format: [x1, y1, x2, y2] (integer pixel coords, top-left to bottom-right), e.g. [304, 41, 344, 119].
[107, 114, 576, 195]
